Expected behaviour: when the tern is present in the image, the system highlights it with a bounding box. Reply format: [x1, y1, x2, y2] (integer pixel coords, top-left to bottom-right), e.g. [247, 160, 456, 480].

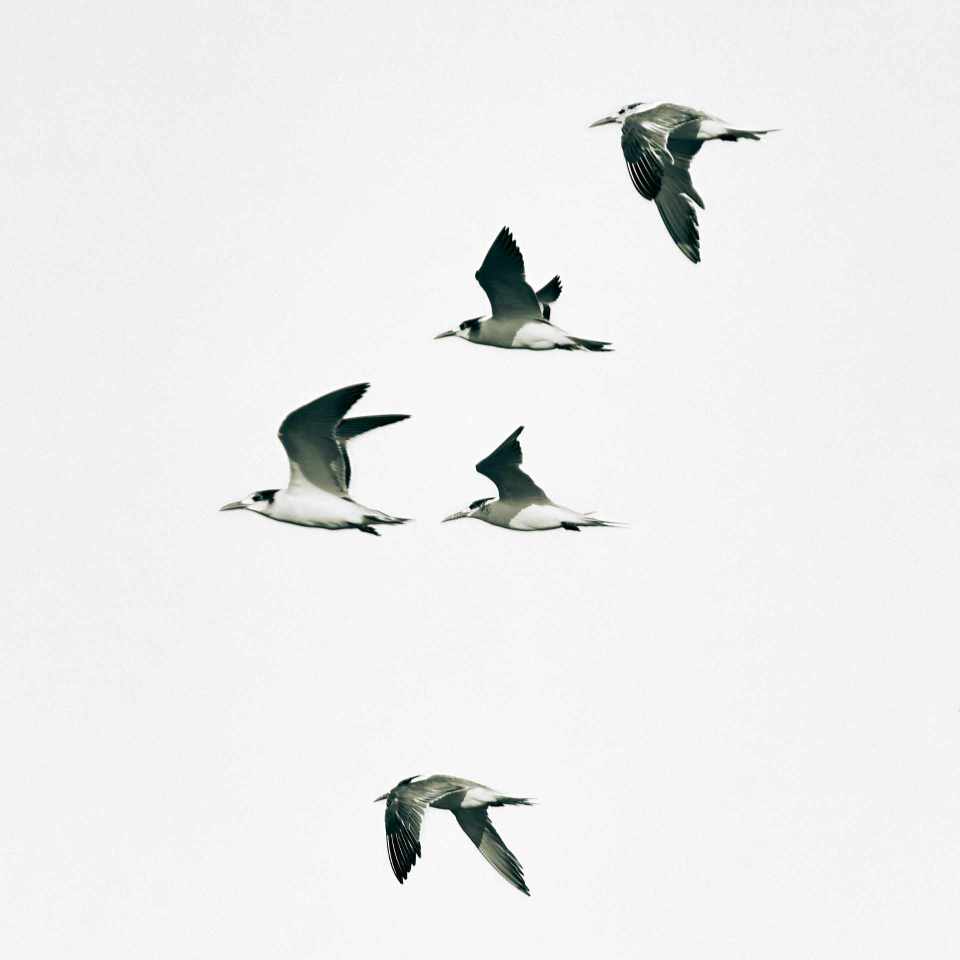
[219, 383, 409, 535]
[443, 426, 618, 531]
[375, 775, 533, 895]
[435, 227, 611, 351]
[590, 101, 776, 263]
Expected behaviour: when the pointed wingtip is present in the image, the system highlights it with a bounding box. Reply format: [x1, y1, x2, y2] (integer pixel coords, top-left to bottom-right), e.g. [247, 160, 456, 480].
[339, 382, 372, 403]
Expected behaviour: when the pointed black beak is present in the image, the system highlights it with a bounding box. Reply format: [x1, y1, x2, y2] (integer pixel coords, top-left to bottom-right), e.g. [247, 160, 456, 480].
[589, 116, 618, 128]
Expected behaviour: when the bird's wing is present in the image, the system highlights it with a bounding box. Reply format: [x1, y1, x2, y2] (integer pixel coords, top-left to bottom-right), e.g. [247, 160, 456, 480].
[475, 426, 549, 504]
[654, 144, 703, 264]
[336, 414, 409, 442]
[278, 383, 368, 495]
[453, 808, 530, 895]
[384, 792, 428, 884]
[621, 109, 705, 264]
[475, 227, 542, 320]
[336, 414, 409, 490]
[657, 165, 702, 263]
[620, 105, 703, 198]
[535, 275, 562, 304]
[620, 112, 675, 200]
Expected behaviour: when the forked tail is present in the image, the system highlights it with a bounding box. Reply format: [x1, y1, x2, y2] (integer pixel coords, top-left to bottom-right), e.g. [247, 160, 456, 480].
[581, 512, 627, 528]
[358, 512, 410, 534]
[373, 514, 410, 525]
[571, 336, 613, 352]
[717, 127, 778, 141]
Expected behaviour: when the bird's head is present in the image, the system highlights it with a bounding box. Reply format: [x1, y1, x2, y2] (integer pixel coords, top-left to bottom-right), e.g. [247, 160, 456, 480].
[434, 316, 484, 342]
[219, 489, 279, 515]
[375, 774, 420, 801]
[442, 497, 492, 523]
[589, 101, 646, 127]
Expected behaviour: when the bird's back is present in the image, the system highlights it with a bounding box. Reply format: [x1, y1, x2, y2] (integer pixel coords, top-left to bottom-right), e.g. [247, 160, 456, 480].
[395, 774, 475, 803]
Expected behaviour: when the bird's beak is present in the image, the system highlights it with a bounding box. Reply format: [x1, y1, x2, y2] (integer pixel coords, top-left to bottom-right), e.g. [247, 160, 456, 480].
[589, 115, 618, 128]
[443, 510, 469, 522]
[374, 793, 388, 802]
[219, 500, 246, 511]
[434, 329, 457, 339]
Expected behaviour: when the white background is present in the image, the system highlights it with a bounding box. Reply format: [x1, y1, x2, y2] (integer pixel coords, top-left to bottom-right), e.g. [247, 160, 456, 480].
[3, 1, 959, 956]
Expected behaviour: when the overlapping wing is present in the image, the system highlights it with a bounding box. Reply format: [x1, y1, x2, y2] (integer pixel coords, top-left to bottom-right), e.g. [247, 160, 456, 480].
[278, 383, 369, 494]
[621, 107, 705, 263]
[336, 414, 409, 489]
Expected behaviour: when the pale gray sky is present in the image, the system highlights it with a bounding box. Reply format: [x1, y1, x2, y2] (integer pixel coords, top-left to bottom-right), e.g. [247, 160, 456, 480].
[3, 1, 959, 957]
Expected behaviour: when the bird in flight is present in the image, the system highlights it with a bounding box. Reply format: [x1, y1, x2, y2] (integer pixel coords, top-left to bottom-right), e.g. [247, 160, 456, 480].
[375, 775, 533, 895]
[443, 426, 619, 531]
[435, 227, 611, 351]
[590, 101, 775, 263]
[219, 383, 409, 534]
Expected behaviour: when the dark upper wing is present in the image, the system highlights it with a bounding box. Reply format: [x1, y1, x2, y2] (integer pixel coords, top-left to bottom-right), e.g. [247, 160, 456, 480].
[384, 793, 427, 884]
[336, 414, 409, 442]
[336, 414, 409, 489]
[453, 808, 529, 895]
[475, 426, 548, 503]
[535, 276, 561, 322]
[475, 227, 542, 320]
[278, 383, 368, 494]
[535, 275, 562, 304]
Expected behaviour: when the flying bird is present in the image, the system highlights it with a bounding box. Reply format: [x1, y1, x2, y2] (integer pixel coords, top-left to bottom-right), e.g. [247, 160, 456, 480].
[219, 383, 409, 534]
[443, 426, 619, 531]
[435, 227, 611, 351]
[590, 101, 776, 263]
[375, 775, 533, 895]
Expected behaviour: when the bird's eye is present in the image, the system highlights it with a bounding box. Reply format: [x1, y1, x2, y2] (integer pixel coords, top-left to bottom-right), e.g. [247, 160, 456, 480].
[618, 108, 624, 115]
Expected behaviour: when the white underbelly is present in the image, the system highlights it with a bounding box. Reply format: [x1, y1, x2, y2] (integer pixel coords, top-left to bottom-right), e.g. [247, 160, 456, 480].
[511, 322, 571, 350]
[272, 489, 369, 527]
[508, 503, 575, 530]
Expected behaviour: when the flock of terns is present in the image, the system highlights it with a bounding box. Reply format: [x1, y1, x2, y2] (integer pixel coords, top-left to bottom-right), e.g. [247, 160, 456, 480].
[221, 100, 775, 892]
